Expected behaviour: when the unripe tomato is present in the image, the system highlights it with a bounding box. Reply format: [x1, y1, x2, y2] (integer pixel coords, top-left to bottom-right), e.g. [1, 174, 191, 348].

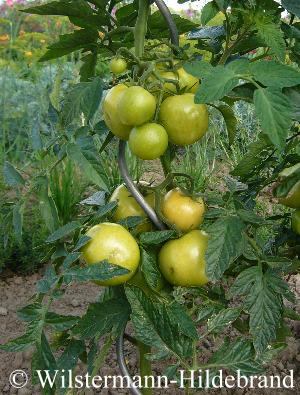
[129, 122, 168, 160]
[159, 93, 208, 146]
[292, 210, 300, 235]
[278, 163, 300, 209]
[81, 223, 140, 285]
[110, 57, 127, 74]
[154, 68, 199, 94]
[118, 86, 156, 126]
[109, 184, 155, 232]
[158, 230, 209, 286]
[177, 67, 199, 93]
[102, 84, 131, 140]
[162, 188, 205, 232]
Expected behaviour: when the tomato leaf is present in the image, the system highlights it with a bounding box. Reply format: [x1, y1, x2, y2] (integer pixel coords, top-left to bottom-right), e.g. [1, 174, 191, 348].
[79, 191, 107, 206]
[201, 1, 219, 25]
[207, 307, 241, 334]
[63, 261, 130, 283]
[206, 216, 246, 281]
[31, 332, 57, 391]
[249, 61, 300, 88]
[139, 230, 177, 245]
[3, 161, 25, 186]
[66, 143, 108, 191]
[57, 339, 85, 370]
[254, 16, 285, 61]
[228, 267, 291, 353]
[253, 87, 292, 150]
[231, 134, 272, 180]
[45, 313, 79, 331]
[141, 248, 163, 290]
[72, 298, 130, 339]
[21, 0, 93, 17]
[125, 286, 193, 359]
[61, 77, 103, 126]
[207, 338, 264, 375]
[46, 221, 81, 243]
[216, 104, 237, 144]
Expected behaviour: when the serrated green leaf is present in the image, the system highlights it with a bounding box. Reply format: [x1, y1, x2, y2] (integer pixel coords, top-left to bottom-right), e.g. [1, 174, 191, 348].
[45, 312, 79, 331]
[17, 303, 43, 322]
[62, 252, 82, 269]
[117, 216, 146, 230]
[80, 52, 97, 82]
[80, 191, 106, 206]
[217, 104, 237, 144]
[166, 302, 198, 340]
[284, 85, 300, 121]
[196, 303, 224, 322]
[22, 0, 93, 17]
[61, 77, 103, 127]
[3, 161, 25, 186]
[207, 307, 241, 334]
[94, 201, 118, 218]
[207, 338, 263, 375]
[201, 1, 219, 25]
[36, 265, 58, 293]
[73, 235, 91, 251]
[63, 261, 130, 283]
[57, 339, 85, 370]
[0, 320, 44, 352]
[250, 61, 300, 88]
[183, 61, 214, 79]
[229, 267, 288, 353]
[67, 143, 108, 191]
[206, 216, 246, 281]
[195, 66, 239, 103]
[253, 87, 292, 150]
[236, 209, 264, 225]
[31, 332, 57, 392]
[231, 134, 272, 180]
[140, 230, 177, 245]
[40, 29, 98, 62]
[254, 17, 285, 61]
[72, 298, 130, 339]
[46, 221, 81, 243]
[141, 248, 162, 290]
[125, 286, 192, 359]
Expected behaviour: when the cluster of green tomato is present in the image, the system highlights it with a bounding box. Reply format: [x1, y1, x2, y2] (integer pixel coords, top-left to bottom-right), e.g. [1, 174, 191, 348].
[103, 57, 209, 159]
[81, 183, 208, 289]
[79, 57, 212, 289]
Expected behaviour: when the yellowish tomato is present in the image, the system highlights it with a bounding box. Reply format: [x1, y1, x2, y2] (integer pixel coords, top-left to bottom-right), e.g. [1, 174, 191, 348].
[162, 188, 205, 232]
[81, 223, 140, 285]
[102, 84, 131, 140]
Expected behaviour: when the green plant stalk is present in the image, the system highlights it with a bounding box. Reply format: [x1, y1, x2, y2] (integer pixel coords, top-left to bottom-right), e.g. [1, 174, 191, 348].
[134, 0, 150, 57]
[138, 342, 153, 395]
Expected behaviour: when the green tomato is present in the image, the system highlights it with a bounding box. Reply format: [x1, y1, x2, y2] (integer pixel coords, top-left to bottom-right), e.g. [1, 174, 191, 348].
[102, 84, 131, 140]
[109, 184, 155, 232]
[110, 58, 127, 74]
[159, 93, 208, 146]
[292, 210, 300, 235]
[128, 122, 168, 160]
[81, 223, 140, 286]
[117, 86, 156, 126]
[158, 230, 209, 286]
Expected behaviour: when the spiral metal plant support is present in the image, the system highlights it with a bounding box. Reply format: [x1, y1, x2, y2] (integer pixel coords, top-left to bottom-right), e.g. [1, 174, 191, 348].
[116, 1, 179, 393]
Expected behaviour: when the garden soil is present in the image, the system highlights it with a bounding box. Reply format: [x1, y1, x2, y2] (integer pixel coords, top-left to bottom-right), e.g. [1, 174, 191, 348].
[0, 271, 299, 395]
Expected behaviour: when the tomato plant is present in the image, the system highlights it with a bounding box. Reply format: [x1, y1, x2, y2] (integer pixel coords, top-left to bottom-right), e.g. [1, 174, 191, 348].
[1, 0, 300, 394]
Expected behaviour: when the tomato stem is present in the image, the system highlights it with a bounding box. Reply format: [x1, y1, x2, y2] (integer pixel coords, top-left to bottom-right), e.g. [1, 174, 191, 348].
[138, 341, 153, 395]
[134, 0, 150, 57]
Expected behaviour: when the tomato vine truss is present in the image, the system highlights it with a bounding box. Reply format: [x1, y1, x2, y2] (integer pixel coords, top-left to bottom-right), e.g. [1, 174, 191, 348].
[116, 0, 179, 393]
